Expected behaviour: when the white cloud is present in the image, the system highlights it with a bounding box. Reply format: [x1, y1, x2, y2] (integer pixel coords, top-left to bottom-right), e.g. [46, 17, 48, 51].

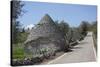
[25, 24, 34, 30]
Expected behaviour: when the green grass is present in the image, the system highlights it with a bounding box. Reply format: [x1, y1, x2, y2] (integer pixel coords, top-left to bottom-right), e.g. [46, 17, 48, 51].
[12, 43, 25, 60]
[12, 43, 34, 60]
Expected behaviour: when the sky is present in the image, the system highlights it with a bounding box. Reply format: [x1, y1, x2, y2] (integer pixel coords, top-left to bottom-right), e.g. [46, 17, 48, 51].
[18, 1, 97, 28]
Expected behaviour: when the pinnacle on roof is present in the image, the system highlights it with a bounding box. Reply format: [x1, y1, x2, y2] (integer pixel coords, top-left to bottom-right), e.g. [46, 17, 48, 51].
[39, 14, 54, 24]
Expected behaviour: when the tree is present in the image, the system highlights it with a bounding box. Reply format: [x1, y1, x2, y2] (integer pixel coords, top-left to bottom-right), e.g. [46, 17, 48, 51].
[11, 0, 24, 19]
[57, 21, 70, 49]
[58, 20, 69, 35]
[66, 28, 73, 43]
[22, 27, 25, 33]
[79, 21, 89, 36]
[91, 21, 97, 38]
[11, 0, 24, 44]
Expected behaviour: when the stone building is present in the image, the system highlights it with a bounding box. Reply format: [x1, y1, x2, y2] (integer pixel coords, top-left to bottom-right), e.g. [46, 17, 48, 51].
[24, 14, 68, 54]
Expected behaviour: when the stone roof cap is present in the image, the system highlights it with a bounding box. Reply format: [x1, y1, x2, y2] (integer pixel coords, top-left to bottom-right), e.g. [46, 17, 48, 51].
[39, 14, 54, 24]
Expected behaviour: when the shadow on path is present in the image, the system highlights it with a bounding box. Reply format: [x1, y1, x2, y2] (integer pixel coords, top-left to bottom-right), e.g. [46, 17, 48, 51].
[79, 42, 89, 45]
[72, 47, 82, 49]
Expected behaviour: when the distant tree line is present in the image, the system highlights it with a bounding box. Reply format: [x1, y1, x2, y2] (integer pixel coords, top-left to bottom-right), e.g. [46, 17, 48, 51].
[54, 20, 97, 49]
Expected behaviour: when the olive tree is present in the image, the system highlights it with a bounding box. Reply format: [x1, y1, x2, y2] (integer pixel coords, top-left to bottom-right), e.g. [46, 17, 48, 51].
[11, 0, 24, 44]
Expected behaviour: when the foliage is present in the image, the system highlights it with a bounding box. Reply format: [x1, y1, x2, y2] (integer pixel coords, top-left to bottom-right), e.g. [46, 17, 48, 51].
[90, 21, 97, 38]
[78, 21, 89, 36]
[11, 0, 24, 19]
[65, 28, 73, 43]
[11, 0, 25, 44]
[19, 32, 28, 43]
[58, 20, 69, 35]
[12, 43, 25, 60]
[12, 21, 22, 44]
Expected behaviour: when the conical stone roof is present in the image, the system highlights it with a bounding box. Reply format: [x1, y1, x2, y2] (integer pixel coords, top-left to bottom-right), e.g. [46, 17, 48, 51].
[24, 14, 67, 52]
[39, 14, 54, 24]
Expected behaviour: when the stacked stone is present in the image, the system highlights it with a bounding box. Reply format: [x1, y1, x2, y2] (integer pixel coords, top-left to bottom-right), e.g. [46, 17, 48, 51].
[24, 14, 67, 54]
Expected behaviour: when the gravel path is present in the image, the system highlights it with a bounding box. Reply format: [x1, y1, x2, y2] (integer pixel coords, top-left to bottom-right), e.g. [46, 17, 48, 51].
[46, 32, 96, 64]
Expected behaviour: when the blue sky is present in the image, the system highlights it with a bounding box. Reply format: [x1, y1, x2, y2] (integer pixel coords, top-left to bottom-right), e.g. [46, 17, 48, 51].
[18, 1, 97, 28]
